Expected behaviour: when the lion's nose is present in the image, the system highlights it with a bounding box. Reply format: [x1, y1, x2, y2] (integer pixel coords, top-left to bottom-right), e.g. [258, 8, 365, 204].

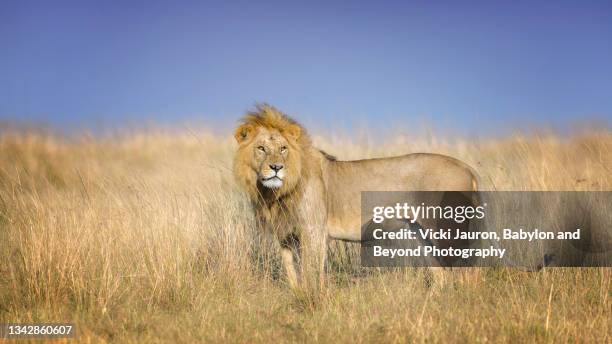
[270, 163, 284, 172]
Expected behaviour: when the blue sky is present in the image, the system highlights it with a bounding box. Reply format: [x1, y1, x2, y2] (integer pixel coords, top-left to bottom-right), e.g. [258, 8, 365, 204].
[1, 0, 611, 134]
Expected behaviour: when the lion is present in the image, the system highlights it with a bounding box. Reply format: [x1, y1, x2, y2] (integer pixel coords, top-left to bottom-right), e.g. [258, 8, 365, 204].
[233, 104, 481, 289]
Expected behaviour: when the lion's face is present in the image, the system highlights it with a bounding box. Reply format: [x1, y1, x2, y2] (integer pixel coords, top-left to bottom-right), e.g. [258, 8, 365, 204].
[251, 127, 291, 189]
[234, 123, 303, 195]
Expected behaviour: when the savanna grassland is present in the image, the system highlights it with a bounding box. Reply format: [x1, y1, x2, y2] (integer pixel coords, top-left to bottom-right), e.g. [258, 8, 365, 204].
[0, 126, 610, 343]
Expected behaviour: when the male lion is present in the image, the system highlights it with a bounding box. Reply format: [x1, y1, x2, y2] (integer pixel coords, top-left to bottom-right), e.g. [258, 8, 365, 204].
[233, 104, 479, 289]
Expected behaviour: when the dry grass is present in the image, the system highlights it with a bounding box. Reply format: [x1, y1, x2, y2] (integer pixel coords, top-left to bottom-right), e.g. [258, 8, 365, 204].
[0, 126, 610, 343]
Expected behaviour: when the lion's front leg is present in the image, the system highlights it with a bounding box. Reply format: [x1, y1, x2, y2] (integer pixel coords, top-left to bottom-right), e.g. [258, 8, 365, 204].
[279, 233, 301, 289]
[300, 225, 328, 292]
[295, 177, 328, 292]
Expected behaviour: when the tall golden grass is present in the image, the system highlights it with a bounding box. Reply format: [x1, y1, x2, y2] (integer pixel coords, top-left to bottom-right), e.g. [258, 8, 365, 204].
[0, 127, 610, 343]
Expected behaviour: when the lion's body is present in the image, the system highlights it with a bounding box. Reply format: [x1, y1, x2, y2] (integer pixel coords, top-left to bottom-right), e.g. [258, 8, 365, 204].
[324, 154, 478, 241]
[233, 104, 479, 289]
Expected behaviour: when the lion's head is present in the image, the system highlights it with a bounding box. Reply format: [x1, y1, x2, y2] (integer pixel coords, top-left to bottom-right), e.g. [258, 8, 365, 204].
[233, 104, 311, 199]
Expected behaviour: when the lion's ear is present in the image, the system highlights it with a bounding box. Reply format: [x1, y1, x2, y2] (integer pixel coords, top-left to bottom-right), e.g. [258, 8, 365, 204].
[234, 124, 256, 143]
[284, 124, 301, 141]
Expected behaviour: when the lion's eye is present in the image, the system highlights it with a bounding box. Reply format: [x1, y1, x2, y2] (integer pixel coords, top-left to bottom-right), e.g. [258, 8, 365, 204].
[280, 146, 287, 153]
[257, 146, 266, 152]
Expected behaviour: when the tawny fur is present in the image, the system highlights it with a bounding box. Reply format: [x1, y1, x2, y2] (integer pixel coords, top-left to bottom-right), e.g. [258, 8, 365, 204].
[233, 104, 480, 289]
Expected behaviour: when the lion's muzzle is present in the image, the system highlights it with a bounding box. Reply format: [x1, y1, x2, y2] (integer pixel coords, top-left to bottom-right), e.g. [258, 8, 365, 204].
[260, 164, 285, 189]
